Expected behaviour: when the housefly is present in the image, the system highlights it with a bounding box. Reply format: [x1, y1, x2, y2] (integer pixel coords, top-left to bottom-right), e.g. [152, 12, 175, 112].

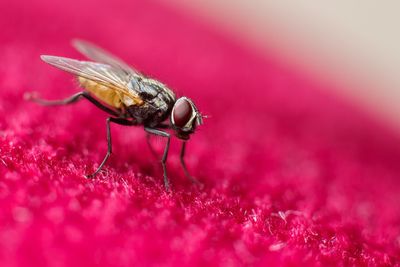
[27, 40, 203, 190]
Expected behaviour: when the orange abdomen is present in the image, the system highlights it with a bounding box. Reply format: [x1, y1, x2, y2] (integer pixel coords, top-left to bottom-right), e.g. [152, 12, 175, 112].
[78, 77, 123, 108]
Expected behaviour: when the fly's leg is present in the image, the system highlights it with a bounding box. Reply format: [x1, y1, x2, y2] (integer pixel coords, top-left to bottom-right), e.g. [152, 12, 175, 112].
[180, 141, 200, 184]
[146, 123, 171, 158]
[86, 117, 135, 178]
[146, 133, 159, 159]
[144, 127, 171, 191]
[26, 91, 120, 117]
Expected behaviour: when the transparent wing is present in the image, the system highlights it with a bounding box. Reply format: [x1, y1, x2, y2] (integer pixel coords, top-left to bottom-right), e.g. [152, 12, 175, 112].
[40, 55, 142, 103]
[71, 40, 175, 100]
[72, 39, 141, 75]
[41, 55, 132, 87]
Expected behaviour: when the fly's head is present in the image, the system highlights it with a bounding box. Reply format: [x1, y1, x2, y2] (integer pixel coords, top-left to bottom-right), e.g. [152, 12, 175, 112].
[170, 97, 203, 140]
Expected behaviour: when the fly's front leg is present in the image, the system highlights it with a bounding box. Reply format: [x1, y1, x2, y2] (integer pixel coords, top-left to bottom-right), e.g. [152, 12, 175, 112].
[86, 117, 135, 178]
[146, 133, 159, 159]
[180, 141, 200, 184]
[144, 127, 171, 191]
[146, 123, 171, 159]
[26, 91, 120, 117]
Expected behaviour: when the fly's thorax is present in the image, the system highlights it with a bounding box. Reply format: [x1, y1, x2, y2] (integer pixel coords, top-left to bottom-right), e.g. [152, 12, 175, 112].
[127, 79, 176, 127]
[137, 78, 176, 102]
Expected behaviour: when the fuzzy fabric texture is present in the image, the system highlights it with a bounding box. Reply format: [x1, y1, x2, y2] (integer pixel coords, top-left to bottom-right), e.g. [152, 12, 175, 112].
[1, 0, 400, 266]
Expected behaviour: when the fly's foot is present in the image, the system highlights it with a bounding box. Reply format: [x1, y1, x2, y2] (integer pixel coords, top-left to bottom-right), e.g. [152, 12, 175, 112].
[84, 173, 96, 179]
[24, 91, 39, 101]
[186, 173, 201, 185]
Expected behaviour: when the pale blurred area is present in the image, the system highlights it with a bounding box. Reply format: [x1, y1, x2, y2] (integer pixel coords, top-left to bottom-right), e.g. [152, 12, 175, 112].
[164, 0, 400, 132]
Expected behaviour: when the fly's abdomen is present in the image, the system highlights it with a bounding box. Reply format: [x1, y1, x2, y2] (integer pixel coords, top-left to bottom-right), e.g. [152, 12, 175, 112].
[78, 77, 122, 108]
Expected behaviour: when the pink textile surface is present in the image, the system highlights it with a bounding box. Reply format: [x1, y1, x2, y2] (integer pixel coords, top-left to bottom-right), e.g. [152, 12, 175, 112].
[1, 0, 400, 266]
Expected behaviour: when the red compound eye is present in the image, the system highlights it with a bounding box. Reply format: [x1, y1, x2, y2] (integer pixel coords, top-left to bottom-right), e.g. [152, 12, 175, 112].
[173, 98, 193, 128]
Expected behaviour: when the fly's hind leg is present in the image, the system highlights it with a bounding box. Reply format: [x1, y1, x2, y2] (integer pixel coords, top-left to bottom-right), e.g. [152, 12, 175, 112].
[26, 91, 119, 117]
[26, 91, 84, 106]
[180, 141, 201, 185]
[86, 117, 135, 178]
[144, 127, 171, 191]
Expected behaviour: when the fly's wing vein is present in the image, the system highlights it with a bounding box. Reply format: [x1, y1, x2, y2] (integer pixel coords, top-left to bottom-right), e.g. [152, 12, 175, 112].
[40, 55, 141, 104]
[70, 40, 176, 102]
[72, 39, 141, 76]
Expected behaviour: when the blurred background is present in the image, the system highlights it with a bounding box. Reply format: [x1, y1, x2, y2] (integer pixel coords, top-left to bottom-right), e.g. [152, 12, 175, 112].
[1, 0, 400, 266]
[168, 0, 400, 132]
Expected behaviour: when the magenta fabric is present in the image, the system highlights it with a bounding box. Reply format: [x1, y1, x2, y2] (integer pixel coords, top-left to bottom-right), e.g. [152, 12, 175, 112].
[1, 0, 400, 266]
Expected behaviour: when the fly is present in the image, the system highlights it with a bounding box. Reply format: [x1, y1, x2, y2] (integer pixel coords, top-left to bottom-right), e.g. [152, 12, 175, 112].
[27, 40, 204, 191]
